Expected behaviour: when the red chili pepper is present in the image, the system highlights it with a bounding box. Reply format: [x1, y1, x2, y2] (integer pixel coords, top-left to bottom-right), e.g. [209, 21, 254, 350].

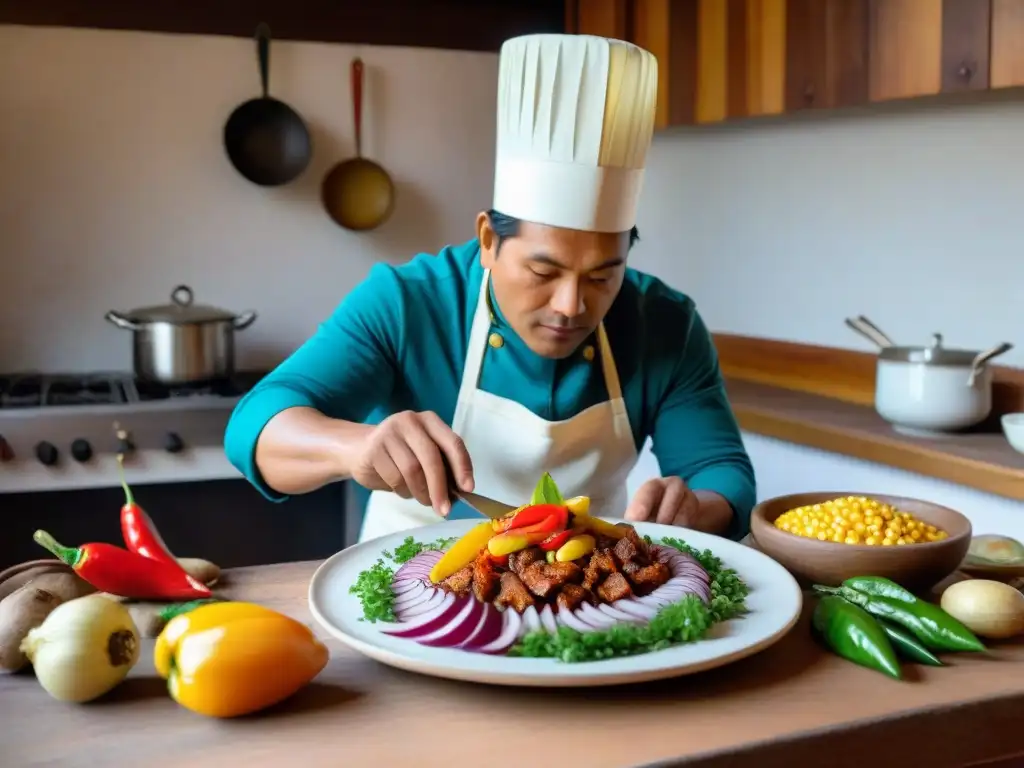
[538, 529, 573, 552]
[495, 504, 568, 533]
[33, 529, 211, 601]
[118, 458, 176, 564]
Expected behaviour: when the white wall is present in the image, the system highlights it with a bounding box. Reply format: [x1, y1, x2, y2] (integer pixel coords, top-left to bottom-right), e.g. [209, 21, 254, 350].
[0, 25, 497, 372]
[634, 95, 1024, 366]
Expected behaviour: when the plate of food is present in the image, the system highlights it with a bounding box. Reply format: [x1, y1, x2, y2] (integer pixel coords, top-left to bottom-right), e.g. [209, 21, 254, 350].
[308, 474, 803, 687]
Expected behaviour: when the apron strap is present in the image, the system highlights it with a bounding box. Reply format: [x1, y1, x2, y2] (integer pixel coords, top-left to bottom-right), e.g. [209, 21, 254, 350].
[452, 269, 493, 430]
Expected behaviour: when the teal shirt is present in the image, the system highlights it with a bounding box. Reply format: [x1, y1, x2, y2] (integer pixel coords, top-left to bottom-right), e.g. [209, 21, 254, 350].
[224, 239, 756, 539]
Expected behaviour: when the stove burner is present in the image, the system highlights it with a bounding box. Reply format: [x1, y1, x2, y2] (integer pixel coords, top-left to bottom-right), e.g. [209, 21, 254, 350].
[0, 371, 267, 409]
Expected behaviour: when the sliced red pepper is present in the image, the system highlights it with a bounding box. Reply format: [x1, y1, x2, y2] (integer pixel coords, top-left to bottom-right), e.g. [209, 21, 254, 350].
[494, 504, 567, 534]
[33, 529, 211, 601]
[538, 529, 573, 552]
[489, 553, 510, 567]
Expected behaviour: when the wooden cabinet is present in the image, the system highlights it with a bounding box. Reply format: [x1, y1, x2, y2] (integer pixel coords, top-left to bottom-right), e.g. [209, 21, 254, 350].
[568, 0, 1024, 129]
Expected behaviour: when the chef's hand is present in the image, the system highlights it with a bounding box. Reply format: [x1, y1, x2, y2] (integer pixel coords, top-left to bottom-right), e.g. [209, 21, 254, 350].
[623, 477, 733, 535]
[351, 410, 475, 517]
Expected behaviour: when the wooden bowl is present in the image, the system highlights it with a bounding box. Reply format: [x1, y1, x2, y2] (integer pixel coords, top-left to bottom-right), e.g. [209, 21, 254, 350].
[750, 492, 972, 591]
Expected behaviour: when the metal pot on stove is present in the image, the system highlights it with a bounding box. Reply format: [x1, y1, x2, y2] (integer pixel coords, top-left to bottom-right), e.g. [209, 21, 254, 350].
[105, 285, 257, 385]
[846, 316, 1013, 434]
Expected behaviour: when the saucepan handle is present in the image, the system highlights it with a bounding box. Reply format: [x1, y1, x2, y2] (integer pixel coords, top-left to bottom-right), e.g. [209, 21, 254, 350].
[967, 342, 1013, 386]
[104, 311, 140, 331]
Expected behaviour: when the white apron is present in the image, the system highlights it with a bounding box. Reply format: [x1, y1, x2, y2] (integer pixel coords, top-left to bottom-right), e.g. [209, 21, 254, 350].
[358, 270, 638, 543]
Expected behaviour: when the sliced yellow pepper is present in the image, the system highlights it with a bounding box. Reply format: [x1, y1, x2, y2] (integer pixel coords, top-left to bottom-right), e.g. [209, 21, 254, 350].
[571, 514, 629, 539]
[154, 601, 329, 718]
[487, 529, 550, 557]
[429, 521, 495, 583]
[555, 534, 596, 562]
[565, 496, 590, 515]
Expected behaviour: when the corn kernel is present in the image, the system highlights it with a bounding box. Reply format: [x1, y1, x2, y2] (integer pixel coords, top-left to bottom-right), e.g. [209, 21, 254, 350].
[772, 496, 947, 547]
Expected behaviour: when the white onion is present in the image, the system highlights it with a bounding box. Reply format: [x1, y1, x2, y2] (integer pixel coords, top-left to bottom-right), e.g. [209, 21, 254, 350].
[20, 595, 140, 703]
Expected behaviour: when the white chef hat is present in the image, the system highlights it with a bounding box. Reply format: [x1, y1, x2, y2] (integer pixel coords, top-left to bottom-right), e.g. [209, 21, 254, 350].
[492, 34, 658, 234]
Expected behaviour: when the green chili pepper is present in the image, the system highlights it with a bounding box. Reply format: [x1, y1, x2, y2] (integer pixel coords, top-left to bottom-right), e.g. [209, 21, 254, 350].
[878, 619, 943, 666]
[842, 576, 921, 604]
[812, 595, 902, 680]
[814, 584, 985, 653]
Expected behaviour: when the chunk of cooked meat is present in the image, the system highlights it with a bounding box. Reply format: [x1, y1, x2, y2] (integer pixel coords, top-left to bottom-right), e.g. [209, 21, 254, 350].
[495, 571, 534, 613]
[472, 552, 501, 603]
[521, 561, 583, 598]
[582, 548, 618, 591]
[615, 526, 651, 563]
[509, 547, 545, 577]
[622, 561, 671, 595]
[596, 572, 633, 602]
[440, 565, 473, 598]
[556, 583, 589, 612]
[593, 534, 619, 551]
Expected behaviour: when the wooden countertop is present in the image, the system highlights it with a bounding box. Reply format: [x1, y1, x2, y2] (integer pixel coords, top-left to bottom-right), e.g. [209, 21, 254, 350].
[726, 379, 1024, 502]
[4, 562, 1024, 768]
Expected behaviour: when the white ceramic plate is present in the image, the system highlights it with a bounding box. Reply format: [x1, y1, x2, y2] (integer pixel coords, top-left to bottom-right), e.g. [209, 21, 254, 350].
[308, 519, 803, 687]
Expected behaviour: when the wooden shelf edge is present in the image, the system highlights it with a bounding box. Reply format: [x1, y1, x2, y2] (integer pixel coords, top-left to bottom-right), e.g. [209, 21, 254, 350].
[733, 403, 1024, 502]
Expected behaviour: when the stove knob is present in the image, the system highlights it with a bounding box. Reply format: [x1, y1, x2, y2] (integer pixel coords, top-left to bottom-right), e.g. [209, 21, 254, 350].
[70, 439, 93, 463]
[0, 435, 13, 462]
[164, 431, 185, 454]
[35, 441, 59, 467]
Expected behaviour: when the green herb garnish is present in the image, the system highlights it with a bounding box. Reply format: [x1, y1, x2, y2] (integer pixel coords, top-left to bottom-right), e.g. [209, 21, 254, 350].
[350, 535, 458, 622]
[508, 537, 750, 662]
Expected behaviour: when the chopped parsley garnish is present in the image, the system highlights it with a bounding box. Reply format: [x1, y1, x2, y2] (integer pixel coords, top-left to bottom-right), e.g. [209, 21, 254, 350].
[508, 537, 750, 662]
[349, 535, 457, 622]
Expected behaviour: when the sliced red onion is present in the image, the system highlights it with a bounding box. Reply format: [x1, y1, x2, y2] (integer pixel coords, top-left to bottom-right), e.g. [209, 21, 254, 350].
[611, 599, 660, 621]
[633, 592, 676, 609]
[394, 566, 434, 580]
[459, 604, 504, 650]
[379, 594, 460, 638]
[394, 587, 436, 613]
[520, 605, 542, 635]
[556, 605, 595, 633]
[417, 598, 485, 647]
[596, 602, 644, 624]
[478, 609, 523, 655]
[538, 605, 559, 634]
[396, 590, 446, 619]
[392, 580, 425, 596]
[576, 603, 621, 629]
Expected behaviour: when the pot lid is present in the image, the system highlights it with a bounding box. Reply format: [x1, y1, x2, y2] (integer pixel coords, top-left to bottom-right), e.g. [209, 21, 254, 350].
[120, 285, 238, 323]
[878, 333, 982, 366]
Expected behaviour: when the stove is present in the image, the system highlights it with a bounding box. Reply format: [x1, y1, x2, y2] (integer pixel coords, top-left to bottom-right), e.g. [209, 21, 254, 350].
[0, 371, 268, 494]
[0, 370, 355, 570]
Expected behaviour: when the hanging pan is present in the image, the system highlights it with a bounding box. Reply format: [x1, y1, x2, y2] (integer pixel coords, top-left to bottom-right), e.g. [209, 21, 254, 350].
[321, 58, 395, 231]
[223, 23, 312, 187]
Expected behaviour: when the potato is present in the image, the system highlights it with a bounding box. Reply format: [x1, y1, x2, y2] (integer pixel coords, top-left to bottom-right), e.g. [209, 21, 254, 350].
[28, 572, 96, 602]
[177, 557, 220, 587]
[0, 561, 71, 602]
[0, 586, 63, 672]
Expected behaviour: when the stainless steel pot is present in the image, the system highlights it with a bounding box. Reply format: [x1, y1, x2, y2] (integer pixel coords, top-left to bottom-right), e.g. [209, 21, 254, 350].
[105, 285, 257, 385]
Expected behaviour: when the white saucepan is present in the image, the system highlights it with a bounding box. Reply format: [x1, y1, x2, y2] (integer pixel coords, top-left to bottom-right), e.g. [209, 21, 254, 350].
[846, 317, 1013, 435]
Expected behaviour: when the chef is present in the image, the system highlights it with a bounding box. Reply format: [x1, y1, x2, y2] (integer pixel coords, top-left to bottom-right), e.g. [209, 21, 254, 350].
[225, 33, 756, 543]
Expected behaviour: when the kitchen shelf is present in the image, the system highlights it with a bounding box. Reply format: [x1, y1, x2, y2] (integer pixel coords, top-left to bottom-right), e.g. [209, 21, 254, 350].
[726, 379, 1024, 502]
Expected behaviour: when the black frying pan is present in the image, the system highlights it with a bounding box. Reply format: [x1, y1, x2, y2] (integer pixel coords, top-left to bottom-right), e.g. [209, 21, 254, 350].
[223, 23, 312, 187]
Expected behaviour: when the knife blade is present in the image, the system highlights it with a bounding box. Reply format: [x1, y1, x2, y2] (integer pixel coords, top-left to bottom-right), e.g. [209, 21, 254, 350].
[451, 489, 517, 520]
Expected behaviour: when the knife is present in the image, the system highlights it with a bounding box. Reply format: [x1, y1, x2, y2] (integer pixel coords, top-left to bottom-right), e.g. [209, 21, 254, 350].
[450, 488, 517, 520]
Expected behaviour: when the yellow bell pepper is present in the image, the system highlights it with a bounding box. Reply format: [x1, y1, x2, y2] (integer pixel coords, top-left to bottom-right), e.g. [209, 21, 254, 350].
[555, 534, 596, 562]
[429, 521, 495, 583]
[487, 529, 550, 557]
[565, 496, 590, 515]
[571, 514, 628, 539]
[153, 601, 329, 718]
